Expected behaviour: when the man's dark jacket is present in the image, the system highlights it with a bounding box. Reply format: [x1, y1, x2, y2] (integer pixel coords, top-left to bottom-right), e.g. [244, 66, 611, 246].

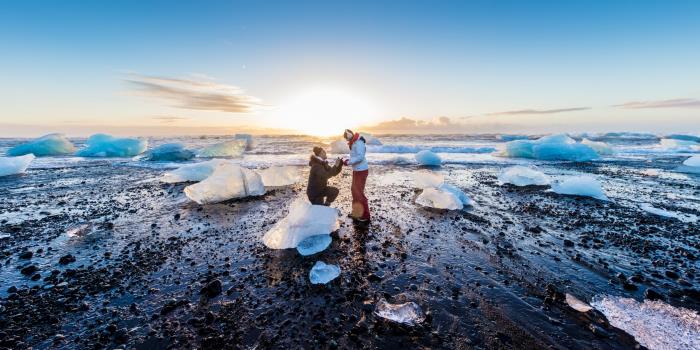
[307, 155, 342, 198]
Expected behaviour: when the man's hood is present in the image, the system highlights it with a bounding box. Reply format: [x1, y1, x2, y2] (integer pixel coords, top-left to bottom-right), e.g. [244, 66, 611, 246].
[309, 155, 326, 166]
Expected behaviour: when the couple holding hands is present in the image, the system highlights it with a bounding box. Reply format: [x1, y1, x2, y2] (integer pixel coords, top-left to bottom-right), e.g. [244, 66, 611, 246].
[307, 129, 370, 223]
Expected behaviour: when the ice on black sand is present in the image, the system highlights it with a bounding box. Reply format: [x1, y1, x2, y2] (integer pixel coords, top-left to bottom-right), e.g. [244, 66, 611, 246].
[413, 170, 473, 210]
[297, 235, 332, 256]
[0, 154, 35, 177]
[498, 166, 551, 186]
[374, 299, 426, 325]
[309, 261, 340, 284]
[551, 175, 608, 200]
[184, 163, 265, 204]
[262, 199, 339, 250]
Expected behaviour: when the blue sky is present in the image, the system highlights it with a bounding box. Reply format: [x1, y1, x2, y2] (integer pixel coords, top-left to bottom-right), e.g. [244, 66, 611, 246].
[1, 0, 699, 136]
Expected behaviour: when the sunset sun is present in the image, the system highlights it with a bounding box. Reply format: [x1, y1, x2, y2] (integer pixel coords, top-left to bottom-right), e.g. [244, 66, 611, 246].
[276, 87, 379, 136]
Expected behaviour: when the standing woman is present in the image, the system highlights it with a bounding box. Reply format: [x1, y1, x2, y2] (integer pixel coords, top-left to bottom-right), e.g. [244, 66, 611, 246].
[343, 129, 370, 222]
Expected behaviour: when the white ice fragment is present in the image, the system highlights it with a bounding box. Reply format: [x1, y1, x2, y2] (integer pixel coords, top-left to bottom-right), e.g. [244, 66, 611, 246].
[329, 140, 348, 154]
[234, 134, 255, 150]
[374, 299, 425, 325]
[565, 293, 592, 312]
[498, 166, 551, 186]
[591, 295, 700, 350]
[259, 166, 300, 187]
[415, 150, 441, 166]
[309, 261, 341, 284]
[8, 133, 76, 157]
[76, 134, 147, 157]
[639, 204, 696, 223]
[297, 235, 332, 256]
[683, 155, 700, 167]
[0, 233, 10, 239]
[197, 139, 246, 158]
[0, 154, 35, 177]
[415, 187, 463, 210]
[581, 138, 614, 155]
[551, 175, 608, 200]
[439, 183, 474, 207]
[161, 159, 229, 183]
[413, 170, 444, 189]
[184, 163, 265, 204]
[262, 199, 340, 249]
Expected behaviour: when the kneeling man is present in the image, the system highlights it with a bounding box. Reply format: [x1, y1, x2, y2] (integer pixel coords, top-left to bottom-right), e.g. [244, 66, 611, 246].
[307, 146, 343, 206]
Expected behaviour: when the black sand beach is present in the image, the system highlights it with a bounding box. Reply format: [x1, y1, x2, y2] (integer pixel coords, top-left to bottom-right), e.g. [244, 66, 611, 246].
[0, 159, 698, 349]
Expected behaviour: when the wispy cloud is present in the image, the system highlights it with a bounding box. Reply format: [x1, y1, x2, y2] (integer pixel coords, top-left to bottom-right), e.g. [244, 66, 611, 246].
[614, 98, 700, 109]
[126, 74, 263, 113]
[363, 116, 474, 133]
[151, 115, 189, 123]
[487, 107, 590, 116]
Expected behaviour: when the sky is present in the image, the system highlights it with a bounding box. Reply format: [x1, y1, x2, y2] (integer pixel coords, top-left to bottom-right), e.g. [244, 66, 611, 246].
[1, 0, 699, 137]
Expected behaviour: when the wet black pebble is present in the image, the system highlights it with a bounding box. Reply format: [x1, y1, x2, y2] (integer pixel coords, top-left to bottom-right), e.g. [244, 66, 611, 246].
[563, 240, 574, 248]
[644, 289, 664, 301]
[59, 254, 76, 265]
[20, 265, 38, 275]
[201, 279, 222, 298]
[19, 251, 33, 259]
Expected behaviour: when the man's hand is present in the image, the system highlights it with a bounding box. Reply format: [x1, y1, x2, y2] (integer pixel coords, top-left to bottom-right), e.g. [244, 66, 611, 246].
[343, 158, 349, 166]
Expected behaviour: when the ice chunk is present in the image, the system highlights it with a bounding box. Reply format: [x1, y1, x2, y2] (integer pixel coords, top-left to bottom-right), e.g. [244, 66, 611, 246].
[416, 187, 463, 210]
[499, 134, 530, 141]
[639, 204, 697, 223]
[498, 166, 551, 186]
[197, 139, 246, 158]
[413, 170, 444, 189]
[7, 133, 76, 157]
[504, 134, 599, 161]
[262, 199, 340, 249]
[76, 134, 147, 157]
[591, 295, 700, 350]
[388, 156, 413, 165]
[329, 140, 348, 154]
[297, 235, 333, 256]
[666, 134, 700, 143]
[551, 175, 608, 200]
[683, 155, 700, 167]
[374, 299, 425, 325]
[581, 138, 614, 155]
[415, 150, 441, 166]
[360, 133, 382, 145]
[234, 134, 255, 150]
[184, 163, 265, 204]
[309, 261, 341, 284]
[659, 138, 700, 152]
[439, 183, 474, 207]
[259, 166, 300, 187]
[146, 143, 195, 161]
[161, 159, 229, 183]
[565, 293, 592, 312]
[0, 154, 35, 177]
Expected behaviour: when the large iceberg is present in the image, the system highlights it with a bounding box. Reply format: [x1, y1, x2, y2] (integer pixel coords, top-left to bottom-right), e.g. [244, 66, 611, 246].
[197, 139, 246, 158]
[591, 295, 700, 350]
[184, 163, 265, 204]
[415, 150, 441, 166]
[262, 199, 340, 249]
[234, 134, 255, 151]
[682, 155, 700, 167]
[551, 175, 608, 200]
[504, 134, 599, 161]
[7, 133, 76, 157]
[498, 166, 551, 186]
[76, 134, 147, 157]
[309, 261, 341, 284]
[329, 140, 348, 154]
[0, 154, 35, 177]
[581, 138, 614, 155]
[259, 166, 300, 187]
[161, 159, 228, 183]
[146, 143, 195, 161]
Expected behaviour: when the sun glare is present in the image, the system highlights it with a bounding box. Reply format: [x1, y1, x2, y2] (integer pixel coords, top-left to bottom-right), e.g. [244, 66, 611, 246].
[276, 87, 379, 136]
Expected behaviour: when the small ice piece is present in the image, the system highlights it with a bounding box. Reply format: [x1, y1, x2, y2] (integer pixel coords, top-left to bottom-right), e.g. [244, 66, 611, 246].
[0, 233, 10, 239]
[76, 134, 147, 157]
[439, 183, 474, 207]
[262, 199, 340, 249]
[161, 159, 229, 183]
[498, 166, 551, 186]
[413, 170, 444, 189]
[565, 293, 592, 312]
[309, 261, 341, 284]
[360, 133, 382, 145]
[683, 155, 700, 167]
[234, 134, 255, 150]
[639, 203, 696, 222]
[415, 150, 441, 166]
[551, 175, 608, 200]
[259, 166, 300, 187]
[591, 295, 700, 350]
[416, 187, 463, 210]
[7, 133, 76, 156]
[66, 222, 93, 237]
[374, 299, 425, 325]
[146, 143, 195, 161]
[197, 139, 246, 158]
[184, 163, 265, 204]
[581, 138, 614, 155]
[297, 235, 333, 256]
[0, 154, 35, 177]
[329, 140, 348, 154]
[659, 138, 700, 152]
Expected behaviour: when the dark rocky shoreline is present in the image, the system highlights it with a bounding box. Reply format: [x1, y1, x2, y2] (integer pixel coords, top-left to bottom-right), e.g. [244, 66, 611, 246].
[1, 159, 698, 349]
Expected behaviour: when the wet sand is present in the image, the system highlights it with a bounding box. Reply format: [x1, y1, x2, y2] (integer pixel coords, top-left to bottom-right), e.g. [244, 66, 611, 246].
[0, 158, 698, 349]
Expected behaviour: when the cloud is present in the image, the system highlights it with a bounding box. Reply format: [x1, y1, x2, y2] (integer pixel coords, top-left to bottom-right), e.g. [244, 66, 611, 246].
[613, 98, 700, 109]
[151, 115, 189, 123]
[126, 75, 263, 113]
[363, 116, 477, 133]
[487, 107, 590, 116]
